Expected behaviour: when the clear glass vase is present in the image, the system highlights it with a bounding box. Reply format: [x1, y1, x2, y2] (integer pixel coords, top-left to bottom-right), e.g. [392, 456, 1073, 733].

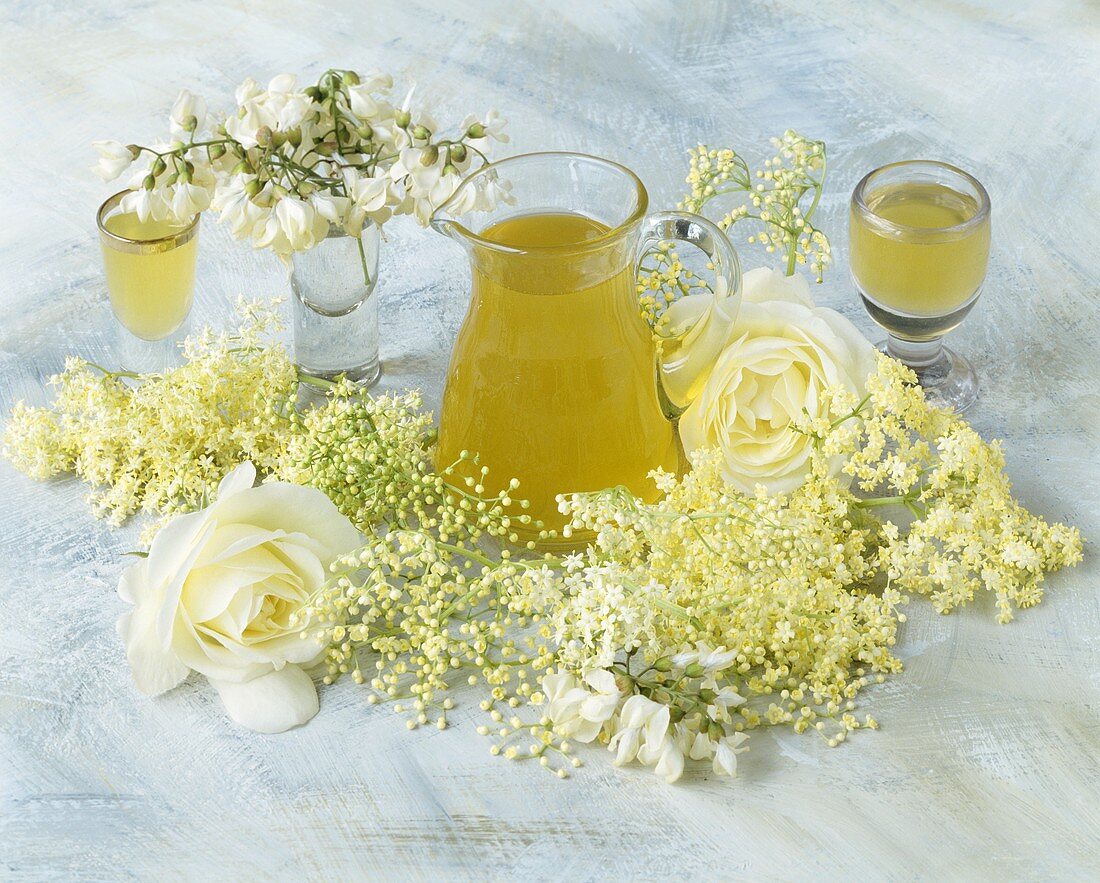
[290, 223, 381, 387]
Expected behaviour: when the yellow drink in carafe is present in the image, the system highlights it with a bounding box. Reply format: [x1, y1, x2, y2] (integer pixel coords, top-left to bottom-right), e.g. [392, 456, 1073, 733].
[849, 181, 989, 316]
[436, 212, 680, 542]
[101, 211, 197, 340]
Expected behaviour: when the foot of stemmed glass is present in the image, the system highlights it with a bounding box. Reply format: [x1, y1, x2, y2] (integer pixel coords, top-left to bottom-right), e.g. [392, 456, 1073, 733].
[115, 320, 189, 374]
[880, 335, 979, 413]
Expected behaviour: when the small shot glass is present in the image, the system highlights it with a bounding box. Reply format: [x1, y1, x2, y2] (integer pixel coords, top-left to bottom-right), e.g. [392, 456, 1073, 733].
[97, 190, 199, 368]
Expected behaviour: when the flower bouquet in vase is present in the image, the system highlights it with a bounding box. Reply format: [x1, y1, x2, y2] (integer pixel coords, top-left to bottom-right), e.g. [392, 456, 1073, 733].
[94, 69, 509, 384]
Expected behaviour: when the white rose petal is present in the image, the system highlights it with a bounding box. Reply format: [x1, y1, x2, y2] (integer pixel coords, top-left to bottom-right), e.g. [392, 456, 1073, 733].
[116, 560, 190, 695]
[658, 275, 743, 409]
[741, 266, 814, 307]
[211, 666, 319, 734]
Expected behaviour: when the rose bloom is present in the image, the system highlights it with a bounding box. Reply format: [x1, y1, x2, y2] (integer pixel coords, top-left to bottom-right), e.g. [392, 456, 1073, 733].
[670, 268, 876, 494]
[117, 462, 360, 733]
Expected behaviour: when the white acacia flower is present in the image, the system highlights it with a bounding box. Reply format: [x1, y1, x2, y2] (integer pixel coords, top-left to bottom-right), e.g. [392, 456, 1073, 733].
[225, 73, 314, 148]
[346, 70, 393, 119]
[688, 730, 714, 761]
[116, 462, 361, 733]
[393, 147, 441, 198]
[169, 89, 206, 136]
[646, 732, 685, 783]
[608, 694, 670, 766]
[211, 175, 266, 239]
[309, 191, 349, 225]
[671, 641, 737, 676]
[274, 196, 327, 252]
[462, 109, 509, 149]
[234, 76, 263, 105]
[679, 267, 877, 495]
[344, 168, 392, 232]
[577, 669, 622, 724]
[542, 669, 620, 743]
[251, 205, 289, 254]
[707, 685, 746, 721]
[120, 186, 171, 223]
[473, 174, 515, 213]
[426, 169, 467, 218]
[169, 180, 211, 220]
[92, 69, 508, 255]
[713, 732, 750, 776]
[92, 140, 135, 181]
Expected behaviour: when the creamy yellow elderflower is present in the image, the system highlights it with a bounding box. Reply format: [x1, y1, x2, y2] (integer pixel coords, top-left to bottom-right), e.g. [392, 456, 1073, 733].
[3, 299, 296, 526]
[2, 300, 1082, 781]
[814, 354, 1084, 623]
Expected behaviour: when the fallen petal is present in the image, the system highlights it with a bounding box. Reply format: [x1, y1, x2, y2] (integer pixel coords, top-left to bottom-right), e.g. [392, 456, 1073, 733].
[210, 666, 319, 734]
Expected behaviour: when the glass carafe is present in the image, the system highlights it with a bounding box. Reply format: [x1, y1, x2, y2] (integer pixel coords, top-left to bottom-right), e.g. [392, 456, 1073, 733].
[431, 152, 741, 544]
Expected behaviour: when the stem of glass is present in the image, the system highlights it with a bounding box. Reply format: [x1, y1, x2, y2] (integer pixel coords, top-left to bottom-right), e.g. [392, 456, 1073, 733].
[885, 335, 944, 369]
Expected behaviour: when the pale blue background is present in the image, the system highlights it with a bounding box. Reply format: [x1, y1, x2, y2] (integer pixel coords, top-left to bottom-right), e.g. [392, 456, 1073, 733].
[1, 1, 1097, 879]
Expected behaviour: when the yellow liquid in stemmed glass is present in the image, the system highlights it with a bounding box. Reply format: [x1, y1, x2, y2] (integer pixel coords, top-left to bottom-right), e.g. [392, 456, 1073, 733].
[850, 181, 989, 318]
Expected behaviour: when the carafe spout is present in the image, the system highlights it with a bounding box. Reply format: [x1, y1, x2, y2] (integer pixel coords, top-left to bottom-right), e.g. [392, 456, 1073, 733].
[429, 163, 515, 247]
[429, 213, 466, 245]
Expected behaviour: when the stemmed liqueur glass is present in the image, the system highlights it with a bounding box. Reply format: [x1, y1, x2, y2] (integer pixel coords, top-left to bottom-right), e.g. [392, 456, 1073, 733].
[849, 160, 991, 412]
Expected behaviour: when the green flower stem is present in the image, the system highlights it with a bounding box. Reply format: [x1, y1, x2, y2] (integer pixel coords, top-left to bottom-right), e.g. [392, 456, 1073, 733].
[84, 360, 144, 381]
[356, 233, 372, 288]
[855, 493, 925, 514]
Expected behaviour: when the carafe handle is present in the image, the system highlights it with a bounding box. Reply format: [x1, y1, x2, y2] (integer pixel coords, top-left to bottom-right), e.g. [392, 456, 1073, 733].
[636, 211, 742, 414]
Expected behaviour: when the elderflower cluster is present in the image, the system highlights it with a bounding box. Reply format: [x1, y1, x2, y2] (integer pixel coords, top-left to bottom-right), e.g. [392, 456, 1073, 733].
[296, 457, 568, 748]
[2, 302, 1083, 783]
[678, 130, 831, 280]
[803, 354, 1084, 623]
[635, 241, 713, 326]
[272, 381, 436, 530]
[94, 69, 509, 256]
[544, 450, 902, 776]
[3, 299, 295, 528]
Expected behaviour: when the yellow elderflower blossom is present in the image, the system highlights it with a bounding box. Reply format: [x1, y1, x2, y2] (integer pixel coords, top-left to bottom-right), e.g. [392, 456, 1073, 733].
[680, 131, 830, 279]
[638, 131, 831, 331]
[636, 241, 712, 327]
[807, 354, 1084, 623]
[2, 301, 1083, 781]
[3, 299, 295, 524]
[553, 449, 905, 750]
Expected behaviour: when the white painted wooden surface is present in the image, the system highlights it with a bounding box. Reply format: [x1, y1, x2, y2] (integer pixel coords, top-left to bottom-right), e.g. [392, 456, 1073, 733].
[1, 1, 1098, 879]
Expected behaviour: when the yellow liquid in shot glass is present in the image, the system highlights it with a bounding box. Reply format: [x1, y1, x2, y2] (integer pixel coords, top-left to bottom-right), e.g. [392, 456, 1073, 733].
[101, 211, 197, 340]
[850, 181, 990, 316]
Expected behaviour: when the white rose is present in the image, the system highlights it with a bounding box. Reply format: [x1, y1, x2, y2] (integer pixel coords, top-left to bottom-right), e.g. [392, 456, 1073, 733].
[116, 462, 360, 733]
[678, 267, 876, 495]
[659, 275, 740, 408]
